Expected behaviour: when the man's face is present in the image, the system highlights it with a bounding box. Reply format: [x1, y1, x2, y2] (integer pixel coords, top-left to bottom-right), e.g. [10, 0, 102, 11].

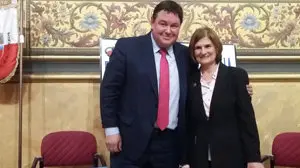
[151, 10, 181, 48]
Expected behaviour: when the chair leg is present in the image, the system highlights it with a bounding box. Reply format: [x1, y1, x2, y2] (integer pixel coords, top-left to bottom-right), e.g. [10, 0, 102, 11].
[93, 154, 99, 167]
[39, 158, 44, 168]
[31, 157, 42, 168]
[94, 153, 106, 167]
[270, 158, 275, 168]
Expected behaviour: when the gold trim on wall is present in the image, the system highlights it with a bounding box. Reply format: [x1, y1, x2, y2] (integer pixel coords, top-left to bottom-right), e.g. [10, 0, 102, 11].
[14, 73, 101, 83]
[23, 55, 100, 62]
[237, 56, 300, 62]
[24, 55, 300, 62]
[24, 73, 100, 80]
[249, 74, 300, 82]
[10, 73, 300, 82]
[30, 0, 300, 2]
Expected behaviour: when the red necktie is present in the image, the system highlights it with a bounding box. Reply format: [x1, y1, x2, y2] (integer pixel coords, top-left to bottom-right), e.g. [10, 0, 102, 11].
[156, 48, 169, 130]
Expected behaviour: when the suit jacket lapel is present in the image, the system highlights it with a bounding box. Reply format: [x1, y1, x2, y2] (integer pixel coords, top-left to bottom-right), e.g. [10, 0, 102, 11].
[209, 63, 228, 118]
[141, 33, 158, 97]
[173, 43, 187, 108]
[191, 70, 207, 119]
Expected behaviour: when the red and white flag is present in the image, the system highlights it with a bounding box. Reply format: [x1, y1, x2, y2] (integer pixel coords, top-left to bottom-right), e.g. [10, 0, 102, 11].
[0, 2, 19, 83]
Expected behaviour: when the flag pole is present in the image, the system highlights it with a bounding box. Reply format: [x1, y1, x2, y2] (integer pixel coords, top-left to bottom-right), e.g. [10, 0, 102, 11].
[18, 0, 24, 167]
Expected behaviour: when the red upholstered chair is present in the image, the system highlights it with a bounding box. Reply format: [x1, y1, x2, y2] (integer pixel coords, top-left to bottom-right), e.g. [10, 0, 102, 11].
[31, 131, 106, 168]
[261, 132, 300, 168]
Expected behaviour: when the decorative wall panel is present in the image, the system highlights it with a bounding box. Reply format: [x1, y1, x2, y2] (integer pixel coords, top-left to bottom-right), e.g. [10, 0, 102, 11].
[28, 1, 300, 55]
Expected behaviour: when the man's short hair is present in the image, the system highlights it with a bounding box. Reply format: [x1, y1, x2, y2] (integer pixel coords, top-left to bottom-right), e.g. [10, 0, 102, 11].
[152, 0, 183, 24]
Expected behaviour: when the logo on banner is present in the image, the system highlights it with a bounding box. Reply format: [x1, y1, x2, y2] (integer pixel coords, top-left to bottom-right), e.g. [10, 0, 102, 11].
[105, 47, 114, 57]
[104, 47, 114, 67]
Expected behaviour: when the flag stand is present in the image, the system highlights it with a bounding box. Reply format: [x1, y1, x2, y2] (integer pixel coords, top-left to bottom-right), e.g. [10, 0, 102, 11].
[18, 0, 24, 167]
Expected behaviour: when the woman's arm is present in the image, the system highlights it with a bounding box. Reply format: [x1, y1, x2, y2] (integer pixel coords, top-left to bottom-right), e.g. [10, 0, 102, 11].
[233, 68, 261, 162]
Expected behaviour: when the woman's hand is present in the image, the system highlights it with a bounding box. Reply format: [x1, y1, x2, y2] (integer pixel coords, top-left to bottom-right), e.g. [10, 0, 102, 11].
[246, 84, 253, 96]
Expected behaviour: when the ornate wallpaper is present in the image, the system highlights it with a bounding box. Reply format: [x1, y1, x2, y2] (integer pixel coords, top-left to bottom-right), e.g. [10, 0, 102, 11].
[0, 0, 12, 6]
[29, 1, 300, 52]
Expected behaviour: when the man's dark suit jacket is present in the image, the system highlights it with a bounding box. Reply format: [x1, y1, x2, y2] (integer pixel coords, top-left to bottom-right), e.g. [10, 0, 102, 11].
[186, 63, 261, 168]
[100, 33, 190, 161]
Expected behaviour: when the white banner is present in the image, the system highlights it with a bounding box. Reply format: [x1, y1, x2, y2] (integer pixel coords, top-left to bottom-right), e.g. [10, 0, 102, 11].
[100, 38, 116, 79]
[100, 38, 236, 79]
[0, 6, 19, 83]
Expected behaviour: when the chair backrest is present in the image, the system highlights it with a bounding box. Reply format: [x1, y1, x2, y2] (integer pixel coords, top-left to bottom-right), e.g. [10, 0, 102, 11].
[41, 131, 97, 166]
[272, 132, 300, 167]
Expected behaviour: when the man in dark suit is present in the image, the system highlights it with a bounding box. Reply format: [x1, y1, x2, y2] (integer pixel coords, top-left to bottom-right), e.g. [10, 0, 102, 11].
[100, 1, 190, 167]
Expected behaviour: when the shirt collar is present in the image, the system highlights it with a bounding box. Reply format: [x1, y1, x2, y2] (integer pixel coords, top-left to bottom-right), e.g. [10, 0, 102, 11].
[150, 32, 174, 56]
[200, 63, 220, 79]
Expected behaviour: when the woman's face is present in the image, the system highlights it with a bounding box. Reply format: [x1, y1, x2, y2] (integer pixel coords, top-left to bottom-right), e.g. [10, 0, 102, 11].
[194, 37, 217, 66]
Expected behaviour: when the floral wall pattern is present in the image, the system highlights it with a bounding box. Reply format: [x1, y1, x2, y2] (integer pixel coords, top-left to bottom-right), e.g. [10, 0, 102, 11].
[29, 1, 300, 52]
[0, 0, 11, 6]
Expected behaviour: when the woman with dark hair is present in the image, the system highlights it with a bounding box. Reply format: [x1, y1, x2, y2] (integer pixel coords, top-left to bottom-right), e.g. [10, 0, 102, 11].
[183, 27, 264, 168]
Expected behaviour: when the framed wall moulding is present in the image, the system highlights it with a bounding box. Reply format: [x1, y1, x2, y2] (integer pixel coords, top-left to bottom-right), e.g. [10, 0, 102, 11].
[9, 73, 300, 83]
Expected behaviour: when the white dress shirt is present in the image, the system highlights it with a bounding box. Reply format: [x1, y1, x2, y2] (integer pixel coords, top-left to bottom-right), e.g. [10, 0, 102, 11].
[200, 64, 219, 161]
[151, 34, 180, 130]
